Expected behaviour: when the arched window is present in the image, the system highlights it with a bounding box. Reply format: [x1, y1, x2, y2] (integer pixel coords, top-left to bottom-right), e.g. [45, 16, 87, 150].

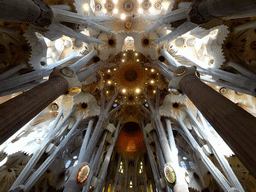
[189, 161, 194, 169]
[180, 161, 187, 170]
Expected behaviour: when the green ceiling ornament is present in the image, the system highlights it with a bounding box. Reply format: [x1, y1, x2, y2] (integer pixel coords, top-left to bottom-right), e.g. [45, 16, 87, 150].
[164, 164, 176, 183]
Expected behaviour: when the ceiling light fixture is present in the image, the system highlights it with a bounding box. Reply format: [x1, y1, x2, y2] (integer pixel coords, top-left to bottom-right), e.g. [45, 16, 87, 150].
[121, 14, 126, 20]
[113, 8, 118, 14]
[83, 4, 90, 11]
[149, 7, 154, 13]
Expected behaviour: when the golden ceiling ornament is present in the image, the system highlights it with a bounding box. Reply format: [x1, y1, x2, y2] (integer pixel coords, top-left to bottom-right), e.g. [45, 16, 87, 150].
[113, 61, 147, 92]
[124, 2, 133, 11]
[105, 1, 114, 11]
[95, 3, 102, 11]
[125, 21, 133, 29]
[154, 2, 161, 10]
[223, 28, 256, 68]
[142, 0, 151, 10]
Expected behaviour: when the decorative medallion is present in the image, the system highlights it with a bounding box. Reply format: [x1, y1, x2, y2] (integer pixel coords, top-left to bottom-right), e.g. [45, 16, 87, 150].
[154, 2, 161, 10]
[175, 37, 185, 47]
[77, 165, 90, 183]
[125, 21, 133, 29]
[142, 0, 151, 10]
[125, 69, 138, 81]
[124, 2, 133, 11]
[95, 3, 102, 11]
[164, 165, 176, 183]
[113, 61, 147, 92]
[219, 87, 227, 94]
[105, 2, 113, 11]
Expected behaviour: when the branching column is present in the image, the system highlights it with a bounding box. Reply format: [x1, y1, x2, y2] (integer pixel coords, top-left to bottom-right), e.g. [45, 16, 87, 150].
[0, 55, 107, 145]
[0, 75, 68, 144]
[169, 66, 256, 179]
[0, 0, 54, 27]
[142, 92, 189, 192]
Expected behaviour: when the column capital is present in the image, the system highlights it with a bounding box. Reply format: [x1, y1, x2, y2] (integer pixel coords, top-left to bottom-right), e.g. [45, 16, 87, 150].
[32, 0, 54, 27]
[50, 67, 82, 97]
[168, 66, 200, 94]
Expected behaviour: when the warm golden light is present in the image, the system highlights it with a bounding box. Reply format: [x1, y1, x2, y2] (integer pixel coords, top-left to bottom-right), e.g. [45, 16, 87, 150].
[135, 53, 138, 56]
[77, 165, 90, 183]
[113, 8, 118, 14]
[122, 89, 126, 93]
[103, 9, 107, 14]
[108, 69, 111, 73]
[135, 88, 140, 93]
[123, 53, 126, 56]
[138, 8, 143, 14]
[145, 68, 148, 71]
[83, 4, 90, 11]
[153, 90, 156, 93]
[162, 2, 170, 11]
[137, 59, 139, 62]
[122, 59, 125, 62]
[114, 68, 117, 71]
[151, 68, 155, 72]
[121, 14, 126, 20]
[106, 91, 109, 94]
[149, 7, 154, 13]
[150, 80, 155, 84]
[107, 80, 112, 85]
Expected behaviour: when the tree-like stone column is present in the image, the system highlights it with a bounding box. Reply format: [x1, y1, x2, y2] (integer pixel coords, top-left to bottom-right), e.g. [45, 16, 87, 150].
[0, 0, 54, 27]
[0, 75, 68, 144]
[169, 66, 256, 179]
